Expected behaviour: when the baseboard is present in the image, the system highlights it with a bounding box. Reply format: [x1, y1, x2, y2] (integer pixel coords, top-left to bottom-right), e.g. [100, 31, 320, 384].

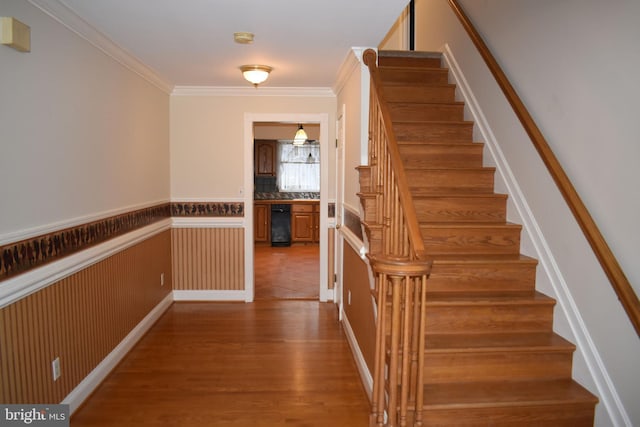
[341, 308, 373, 401]
[172, 290, 249, 302]
[62, 292, 173, 414]
[441, 43, 630, 427]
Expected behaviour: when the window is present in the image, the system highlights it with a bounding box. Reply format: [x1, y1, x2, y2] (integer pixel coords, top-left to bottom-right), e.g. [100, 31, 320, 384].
[276, 141, 320, 192]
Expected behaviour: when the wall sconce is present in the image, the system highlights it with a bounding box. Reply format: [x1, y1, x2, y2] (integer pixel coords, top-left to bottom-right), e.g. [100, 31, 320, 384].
[239, 64, 272, 87]
[293, 124, 308, 145]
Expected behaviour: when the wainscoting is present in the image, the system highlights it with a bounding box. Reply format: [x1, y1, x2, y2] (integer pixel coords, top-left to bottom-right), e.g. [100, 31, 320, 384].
[171, 227, 245, 292]
[0, 230, 172, 405]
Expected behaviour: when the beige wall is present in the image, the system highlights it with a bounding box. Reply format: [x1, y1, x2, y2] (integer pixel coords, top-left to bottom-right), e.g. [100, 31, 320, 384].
[335, 51, 369, 214]
[0, 1, 170, 239]
[379, 5, 409, 51]
[170, 94, 336, 200]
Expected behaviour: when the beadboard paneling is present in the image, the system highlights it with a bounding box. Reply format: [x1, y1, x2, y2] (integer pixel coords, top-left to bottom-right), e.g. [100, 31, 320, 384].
[0, 230, 172, 404]
[171, 228, 245, 291]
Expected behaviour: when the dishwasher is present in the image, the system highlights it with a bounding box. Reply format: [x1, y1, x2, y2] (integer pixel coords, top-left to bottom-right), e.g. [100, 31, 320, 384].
[270, 204, 291, 246]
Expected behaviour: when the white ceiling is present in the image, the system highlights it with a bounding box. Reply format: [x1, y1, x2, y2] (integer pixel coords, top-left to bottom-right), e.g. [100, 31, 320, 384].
[51, 0, 409, 88]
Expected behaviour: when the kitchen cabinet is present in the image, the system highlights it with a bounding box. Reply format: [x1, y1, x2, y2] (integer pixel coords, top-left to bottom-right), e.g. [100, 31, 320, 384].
[291, 202, 319, 243]
[255, 140, 276, 176]
[254, 203, 270, 243]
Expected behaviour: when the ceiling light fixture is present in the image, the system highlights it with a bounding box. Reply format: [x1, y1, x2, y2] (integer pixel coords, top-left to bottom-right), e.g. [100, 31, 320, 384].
[239, 64, 272, 87]
[293, 124, 308, 145]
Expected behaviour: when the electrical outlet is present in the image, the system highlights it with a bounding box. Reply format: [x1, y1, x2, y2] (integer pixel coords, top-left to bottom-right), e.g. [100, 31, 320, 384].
[52, 357, 61, 381]
[160, 273, 165, 286]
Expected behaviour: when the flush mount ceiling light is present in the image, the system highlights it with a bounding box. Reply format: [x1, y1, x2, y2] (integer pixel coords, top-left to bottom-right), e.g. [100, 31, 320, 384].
[239, 64, 272, 87]
[293, 124, 308, 145]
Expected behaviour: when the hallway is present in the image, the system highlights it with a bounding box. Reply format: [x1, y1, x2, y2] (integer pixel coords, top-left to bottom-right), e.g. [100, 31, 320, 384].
[71, 301, 369, 426]
[254, 244, 320, 300]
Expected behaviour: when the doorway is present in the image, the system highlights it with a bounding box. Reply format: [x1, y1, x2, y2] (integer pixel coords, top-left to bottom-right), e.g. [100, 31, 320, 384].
[243, 113, 330, 302]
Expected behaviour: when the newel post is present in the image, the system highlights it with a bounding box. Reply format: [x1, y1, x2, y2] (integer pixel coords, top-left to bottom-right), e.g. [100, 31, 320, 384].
[368, 255, 432, 427]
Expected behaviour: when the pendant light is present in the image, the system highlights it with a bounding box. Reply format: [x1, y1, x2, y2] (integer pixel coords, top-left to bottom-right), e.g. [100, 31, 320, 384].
[293, 124, 308, 145]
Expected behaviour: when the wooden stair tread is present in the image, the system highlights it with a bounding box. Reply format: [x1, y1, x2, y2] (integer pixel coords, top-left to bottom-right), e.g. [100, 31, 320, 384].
[405, 166, 496, 171]
[389, 101, 465, 107]
[420, 221, 520, 229]
[425, 291, 555, 306]
[397, 139, 484, 146]
[378, 50, 442, 59]
[384, 82, 456, 89]
[411, 188, 496, 196]
[421, 379, 598, 409]
[398, 140, 481, 146]
[412, 189, 506, 197]
[425, 332, 575, 352]
[394, 119, 474, 125]
[379, 66, 449, 75]
[430, 253, 537, 263]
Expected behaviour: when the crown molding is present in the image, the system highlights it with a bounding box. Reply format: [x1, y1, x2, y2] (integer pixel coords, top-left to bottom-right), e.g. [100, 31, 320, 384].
[333, 47, 370, 95]
[171, 86, 335, 97]
[28, 0, 174, 94]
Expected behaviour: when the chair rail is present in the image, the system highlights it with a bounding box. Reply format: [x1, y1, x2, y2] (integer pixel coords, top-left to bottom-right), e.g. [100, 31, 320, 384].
[448, 0, 640, 337]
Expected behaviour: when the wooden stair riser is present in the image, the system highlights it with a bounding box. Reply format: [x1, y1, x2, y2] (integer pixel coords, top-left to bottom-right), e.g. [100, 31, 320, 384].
[421, 224, 522, 256]
[406, 168, 495, 194]
[394, 121, 473, 143]
[418, 403, 595, 426]
[427, 259, 537, 294]
[413, 195, 507, 223]
[383, 300, 555, 335]
[398, 142, 483, 168]
[421, 350, 574, 384]
[423, 302, 554, 334]
[377, 54, 442, 68]
[379, 67, 450, 85]
[383, 85, 456, 103]
[389, 102, 465, 122]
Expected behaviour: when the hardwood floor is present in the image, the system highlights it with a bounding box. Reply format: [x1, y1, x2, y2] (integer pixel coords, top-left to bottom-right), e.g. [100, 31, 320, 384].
[71, 301, 369, 426]
[254, 244, 319, 300]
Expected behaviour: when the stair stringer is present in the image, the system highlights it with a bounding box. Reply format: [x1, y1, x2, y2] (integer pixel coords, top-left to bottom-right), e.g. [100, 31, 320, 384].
[441, 43, 630, 427]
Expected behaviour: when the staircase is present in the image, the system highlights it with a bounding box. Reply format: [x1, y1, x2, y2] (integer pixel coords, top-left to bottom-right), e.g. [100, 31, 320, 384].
[359, 50, 598, 426]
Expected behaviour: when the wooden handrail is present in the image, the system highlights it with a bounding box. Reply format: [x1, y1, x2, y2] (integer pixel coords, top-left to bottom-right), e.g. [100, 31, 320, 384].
[363, 48, 428, 261]
[448, 0, 640, 336]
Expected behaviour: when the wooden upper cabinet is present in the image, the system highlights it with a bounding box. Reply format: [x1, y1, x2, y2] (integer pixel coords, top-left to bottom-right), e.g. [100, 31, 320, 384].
[255, 140, 276, 176]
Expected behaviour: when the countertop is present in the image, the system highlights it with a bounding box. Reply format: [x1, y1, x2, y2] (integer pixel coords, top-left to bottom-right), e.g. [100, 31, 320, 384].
[254, 192, 319, 201]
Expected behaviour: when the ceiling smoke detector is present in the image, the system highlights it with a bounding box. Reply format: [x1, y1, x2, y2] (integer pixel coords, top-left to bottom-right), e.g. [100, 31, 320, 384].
[233, 32, 254, 44]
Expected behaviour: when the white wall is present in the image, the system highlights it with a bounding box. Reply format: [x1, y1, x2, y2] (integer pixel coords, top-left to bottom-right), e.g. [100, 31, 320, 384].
[170, 92, 336, 200]
[0, 0, 170, 240]
[415, 1, 640, 425]
[335, 50, 370, 214]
